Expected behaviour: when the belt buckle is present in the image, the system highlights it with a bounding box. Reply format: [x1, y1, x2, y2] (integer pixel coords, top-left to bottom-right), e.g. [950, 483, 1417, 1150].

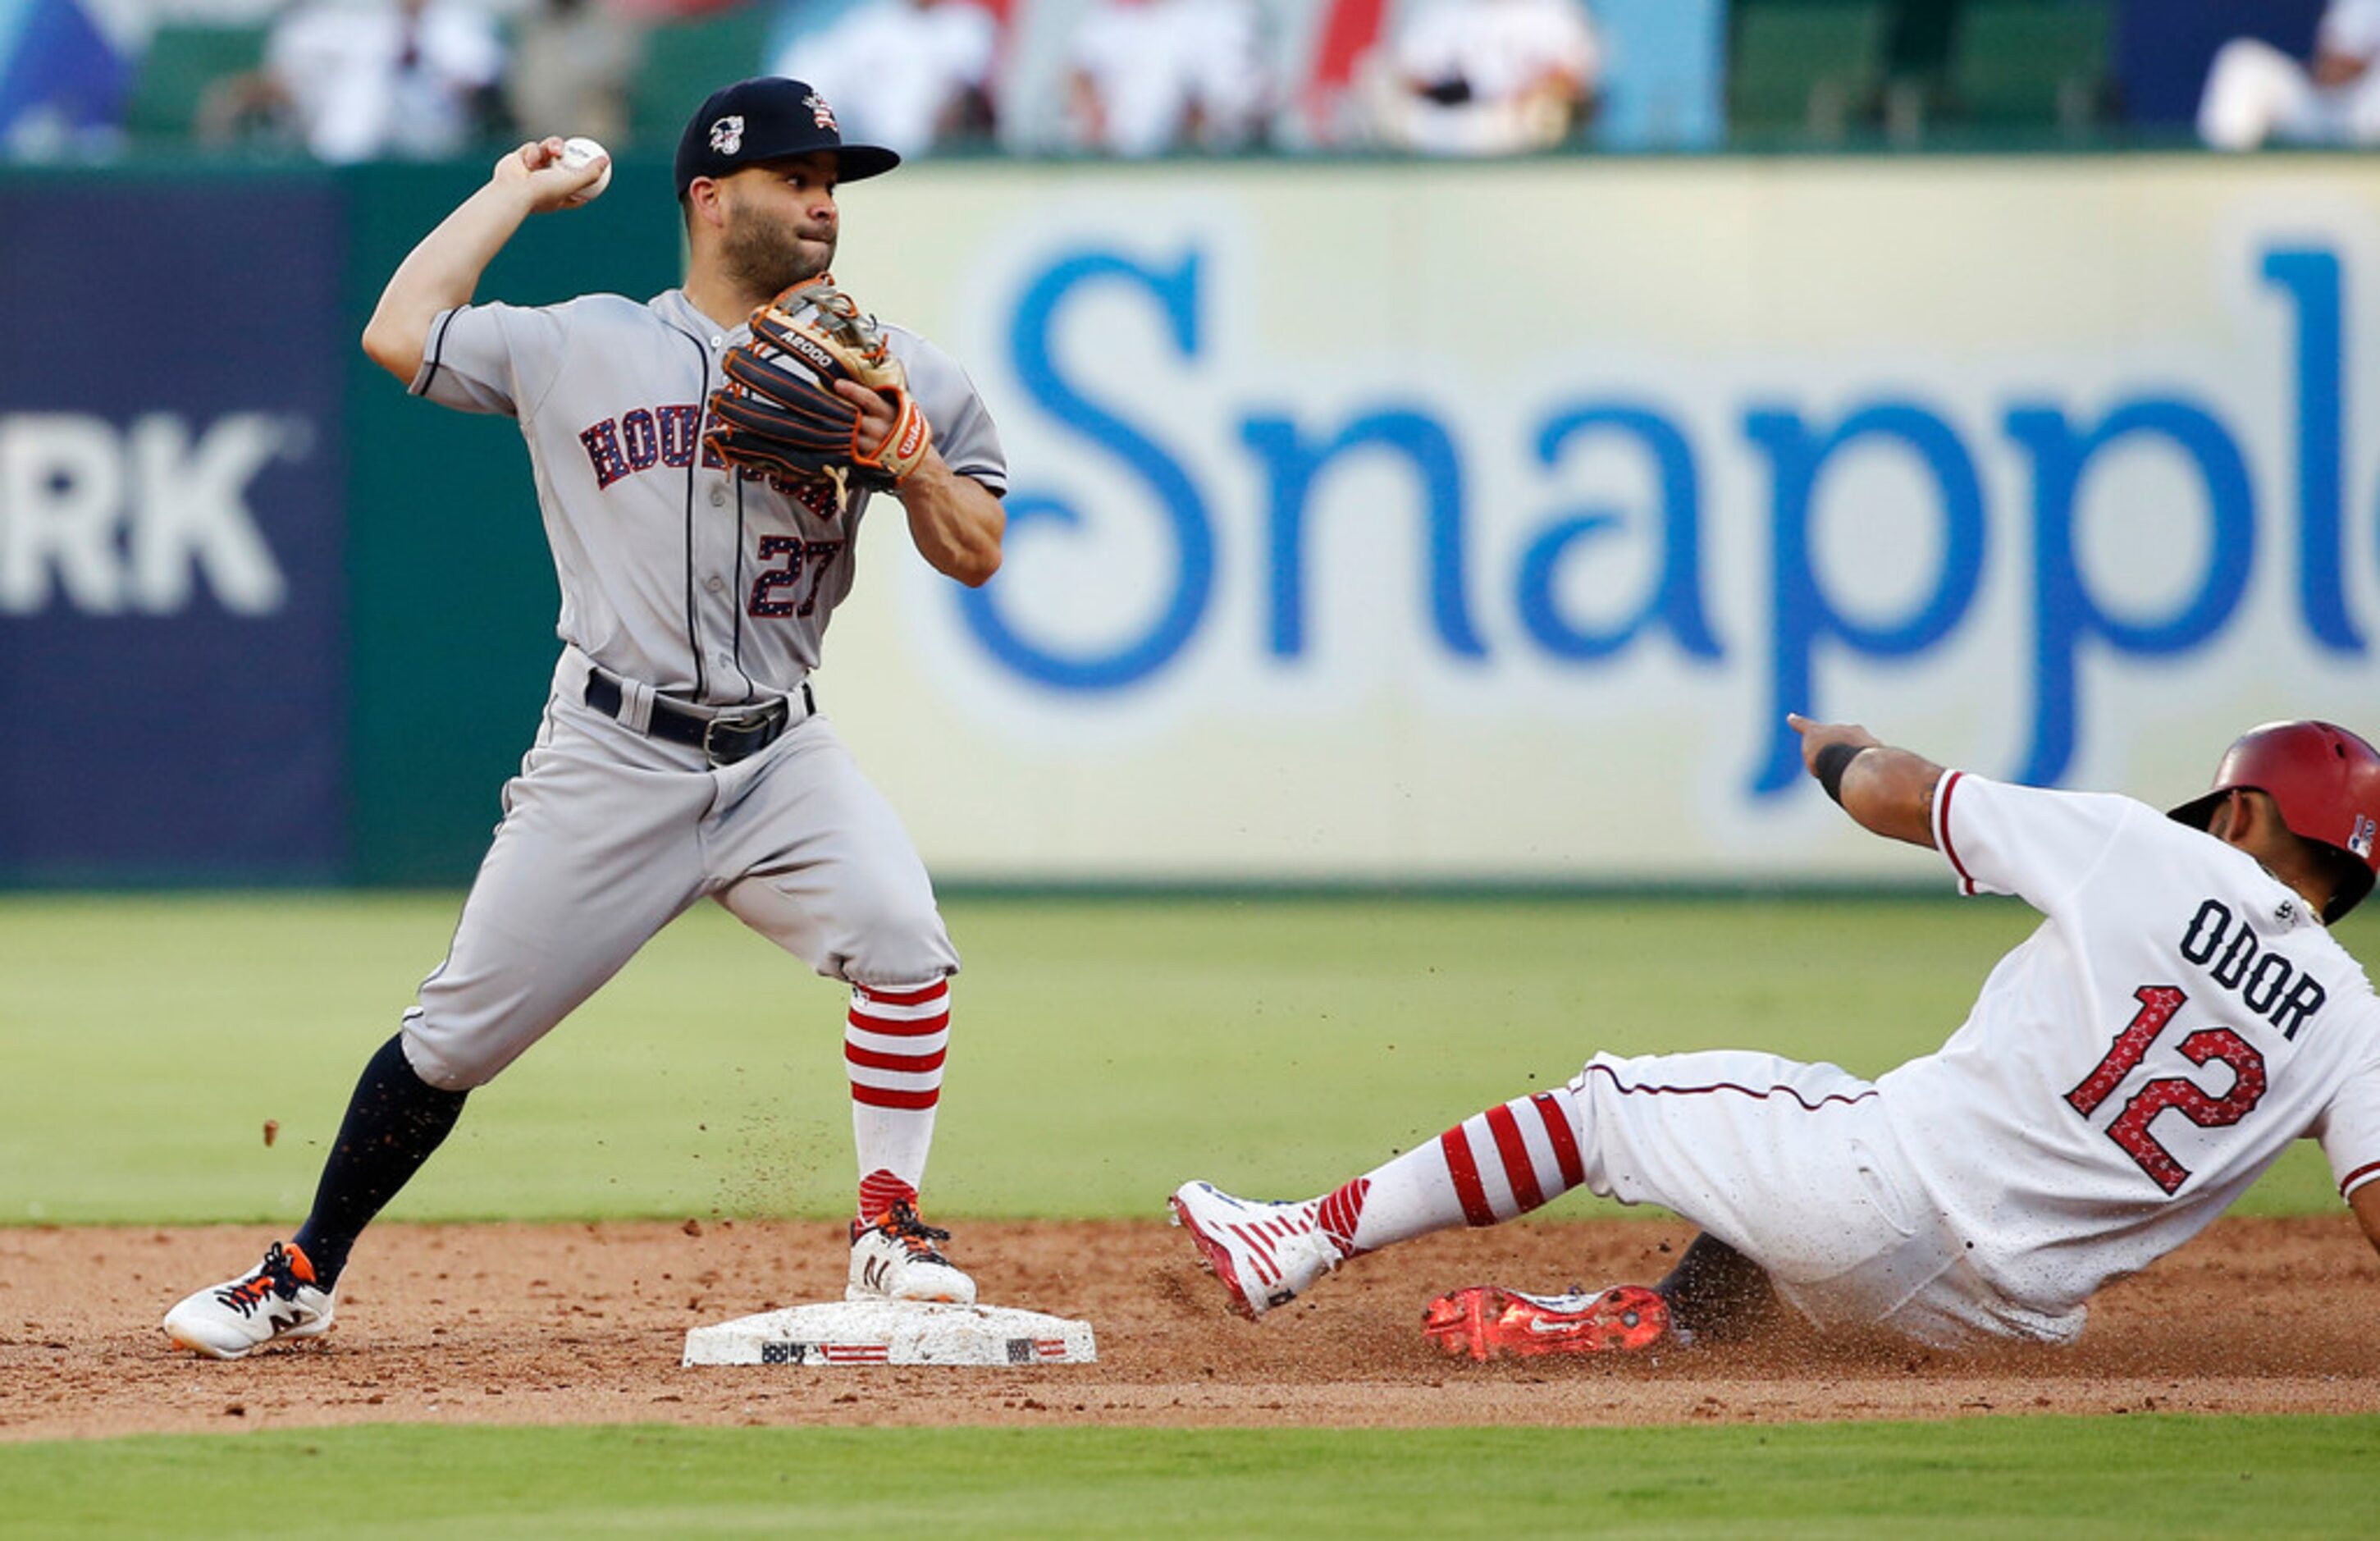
[701, 701, 786, 766]
[701, 713, 751, 766]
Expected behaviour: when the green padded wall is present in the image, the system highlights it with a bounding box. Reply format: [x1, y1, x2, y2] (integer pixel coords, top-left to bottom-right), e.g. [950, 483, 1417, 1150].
[341, 158, 683, 883]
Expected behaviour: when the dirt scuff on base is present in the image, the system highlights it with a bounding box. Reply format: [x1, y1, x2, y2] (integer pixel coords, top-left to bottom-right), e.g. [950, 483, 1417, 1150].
[4, 1215, 2376, 1441]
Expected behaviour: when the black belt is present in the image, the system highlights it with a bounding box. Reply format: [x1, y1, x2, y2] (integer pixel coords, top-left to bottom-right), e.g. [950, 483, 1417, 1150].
[582, 669, 812, 766]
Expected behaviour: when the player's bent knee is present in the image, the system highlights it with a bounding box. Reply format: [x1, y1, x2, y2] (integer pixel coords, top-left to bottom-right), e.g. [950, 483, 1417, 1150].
[399, 1017, 522, 1091]
[833, 889, 959, 984]
[843, 932, 960, 990]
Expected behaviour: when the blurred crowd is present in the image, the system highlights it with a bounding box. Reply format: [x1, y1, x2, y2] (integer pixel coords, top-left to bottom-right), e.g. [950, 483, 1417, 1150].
[11, 0, 1608, 164]
[2200, 0, 2380, 150]
[2, 0, 2370, 164]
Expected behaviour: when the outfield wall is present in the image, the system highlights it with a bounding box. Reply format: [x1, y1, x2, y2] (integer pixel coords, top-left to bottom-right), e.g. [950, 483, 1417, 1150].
[3, 154, 2376, 884]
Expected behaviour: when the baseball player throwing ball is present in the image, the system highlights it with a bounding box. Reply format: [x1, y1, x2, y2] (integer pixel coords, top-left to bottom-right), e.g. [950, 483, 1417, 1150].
[163, 78, 1007, 1359]
[1173, 716, 2380, 1357]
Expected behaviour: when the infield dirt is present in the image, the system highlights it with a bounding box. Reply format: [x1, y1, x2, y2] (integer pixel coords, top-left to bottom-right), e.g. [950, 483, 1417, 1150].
[5, 1215, 2377, 1442]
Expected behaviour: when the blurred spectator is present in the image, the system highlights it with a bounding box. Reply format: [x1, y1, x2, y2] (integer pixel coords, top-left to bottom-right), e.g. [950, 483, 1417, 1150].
[1370, 0, 1600, 155]
[506, 0, 642, 145]
[772, 0, 999, 158]
[1878, 0, 1962, 134]
[2199, 0, 2380, 149]
[199, 0, 505, 162]
[1067, 0, 1268, 156]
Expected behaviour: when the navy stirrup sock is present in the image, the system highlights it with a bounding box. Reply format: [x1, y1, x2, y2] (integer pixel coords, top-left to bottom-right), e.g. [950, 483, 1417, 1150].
[292, 1033, 468, 1289]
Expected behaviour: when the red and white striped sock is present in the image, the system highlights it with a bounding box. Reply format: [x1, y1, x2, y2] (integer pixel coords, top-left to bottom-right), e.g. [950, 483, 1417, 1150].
[1333, 1087, 1587, 1254]
[846, 978, 949, 1219]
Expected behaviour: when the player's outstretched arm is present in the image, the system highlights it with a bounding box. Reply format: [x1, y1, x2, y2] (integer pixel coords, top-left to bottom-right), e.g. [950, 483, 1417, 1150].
[360, 138, 610, 385]
[1788, 713, 1944, 850]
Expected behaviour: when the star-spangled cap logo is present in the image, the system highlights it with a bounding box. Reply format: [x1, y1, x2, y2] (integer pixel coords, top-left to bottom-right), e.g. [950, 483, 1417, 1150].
[674, 79, 899, 196]
[2351, 813, 2376, 859]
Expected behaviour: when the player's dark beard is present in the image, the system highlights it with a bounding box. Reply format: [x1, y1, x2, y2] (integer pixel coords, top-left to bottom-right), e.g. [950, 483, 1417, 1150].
[721, 199, 836, 297]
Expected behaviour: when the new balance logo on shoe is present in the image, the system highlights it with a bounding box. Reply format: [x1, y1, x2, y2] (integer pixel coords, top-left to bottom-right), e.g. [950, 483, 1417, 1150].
[847, 1202, 976, 1305]
[162, 1241, 336, 1360]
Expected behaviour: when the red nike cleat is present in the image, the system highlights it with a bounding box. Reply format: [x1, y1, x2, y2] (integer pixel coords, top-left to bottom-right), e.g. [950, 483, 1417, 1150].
[1421, 1283, 1674, 1361]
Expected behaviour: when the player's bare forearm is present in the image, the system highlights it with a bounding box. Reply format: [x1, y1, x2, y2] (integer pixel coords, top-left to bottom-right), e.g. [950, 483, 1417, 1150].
[2314, 49, 2373, 89]
[1787, 713, 1943, 849]
[361, 139, 605, 384]
[1067, 72, 1106, 144]
[829, 377, 1001, 584]
[362, 181, 535, 382]
[2352, 1182, 2380, 1262]
[899, 457, 1004, 586]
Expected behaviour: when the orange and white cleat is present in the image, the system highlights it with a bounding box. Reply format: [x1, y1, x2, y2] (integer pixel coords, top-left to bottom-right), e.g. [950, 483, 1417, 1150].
[847, 1201, 976, 1305]
[1422, 1283, 1674, 1361]
[162, 1241, 336, 1360]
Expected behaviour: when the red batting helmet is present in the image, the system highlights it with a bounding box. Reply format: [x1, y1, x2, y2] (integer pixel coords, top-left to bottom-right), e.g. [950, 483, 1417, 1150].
[2168, 720, 2380, 922]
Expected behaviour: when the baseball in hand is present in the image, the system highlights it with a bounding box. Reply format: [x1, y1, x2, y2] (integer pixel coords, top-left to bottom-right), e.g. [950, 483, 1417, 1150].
[559, 137, 611, 204]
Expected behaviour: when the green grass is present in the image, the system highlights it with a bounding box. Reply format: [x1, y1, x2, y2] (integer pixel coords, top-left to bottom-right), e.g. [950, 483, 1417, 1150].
[6, 1419, 2378, 1538]
[7, 895, 2377, 1526]
[1, 894, 2368, 1224]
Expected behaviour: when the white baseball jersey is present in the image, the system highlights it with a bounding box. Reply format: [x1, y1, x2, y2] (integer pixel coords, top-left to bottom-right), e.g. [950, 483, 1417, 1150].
[2323, 0, 2380, 59]
[267, 1, 506, 166]
[2199, 1, 2380, 148]
[414, 287, 1006, 704]
[1555, 771, 2380, 1347]
[1394, 0, 1600, 103]
[1880, 773, 2380, 1315]
[775, 2, 998, 158]
[1071, 0, 1266, 156]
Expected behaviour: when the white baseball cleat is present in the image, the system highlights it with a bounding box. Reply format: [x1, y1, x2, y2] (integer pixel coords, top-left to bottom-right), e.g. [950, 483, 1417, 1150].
[847, 1203, 977, 1305]
[1168, 1180, 1341, 1319]
[162, 1241, 336, 1360]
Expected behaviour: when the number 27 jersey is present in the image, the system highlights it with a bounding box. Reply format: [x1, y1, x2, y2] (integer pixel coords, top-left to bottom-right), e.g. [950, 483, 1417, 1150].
[412, 286, 1007, 704]
[1876, 772, 2380, 1314]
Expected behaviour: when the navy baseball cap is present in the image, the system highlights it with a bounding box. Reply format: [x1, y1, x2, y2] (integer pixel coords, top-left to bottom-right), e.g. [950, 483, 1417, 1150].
[674, 77, 901, 198]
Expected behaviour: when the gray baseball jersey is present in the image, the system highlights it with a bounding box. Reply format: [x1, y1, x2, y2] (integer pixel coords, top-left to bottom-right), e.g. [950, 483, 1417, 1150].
[394, 287, 1002, 1090]
[415, 287, 1005, 702]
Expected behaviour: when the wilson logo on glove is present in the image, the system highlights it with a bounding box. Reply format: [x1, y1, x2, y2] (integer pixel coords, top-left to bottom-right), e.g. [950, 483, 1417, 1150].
[855, 394, 934, 485]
